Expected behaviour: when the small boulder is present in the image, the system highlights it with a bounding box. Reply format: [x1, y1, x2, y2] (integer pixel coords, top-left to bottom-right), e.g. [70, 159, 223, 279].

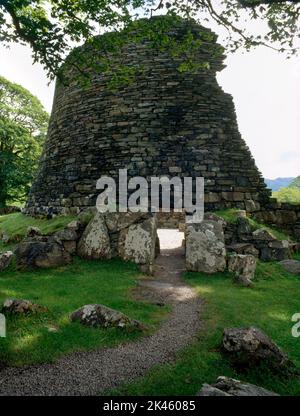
[228, 254, 257, 286]
[1, 233, 10, 244]
[252, 228, 276, 241]
[204, 213, 227, 229]
[2, 298, 47, 314]
[279, 259, 300, 275]
[260, 240, 290, 262]
[77, 213, 111, 259]
[15, 238, 72, 269]
[54, 228, 78, 242]
[70, 304, 145, 330]
[198, 376, 278, 396]
[67, 220, 81, 231]
[222, 327, 293, 373]
[54, 228, 78, 254]
[0, 251, 14, 271]
[26, 226, 42, 238]
[226, 243, 259, 258]
[185, 221, 226, 273]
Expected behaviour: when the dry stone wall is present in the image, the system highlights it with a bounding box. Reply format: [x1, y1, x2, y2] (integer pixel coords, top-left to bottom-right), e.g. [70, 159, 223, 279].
[25, 17, 271, 217]
[254, 201, 300, 241]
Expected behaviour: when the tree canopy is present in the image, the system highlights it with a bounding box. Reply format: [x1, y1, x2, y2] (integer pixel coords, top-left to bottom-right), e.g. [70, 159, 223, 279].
[0, 1, 299, 82]
[0, 75, 49, 207]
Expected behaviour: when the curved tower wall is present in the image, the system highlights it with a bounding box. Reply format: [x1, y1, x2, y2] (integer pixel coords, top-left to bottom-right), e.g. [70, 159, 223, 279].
[25, 19, 271, 216]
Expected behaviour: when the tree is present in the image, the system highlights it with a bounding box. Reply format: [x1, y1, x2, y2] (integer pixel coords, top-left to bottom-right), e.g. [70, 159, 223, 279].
[0, 1, 299, 82]
[0, 75, 49, 208]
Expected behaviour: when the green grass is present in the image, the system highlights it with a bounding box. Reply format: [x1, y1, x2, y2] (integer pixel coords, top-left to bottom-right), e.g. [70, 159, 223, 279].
[0, 213, 78, 242]
[0, 257, 167, 367]
[111, 261, 300, 396]
[215, 208, 241, 224]
[215, 208, 292, 241]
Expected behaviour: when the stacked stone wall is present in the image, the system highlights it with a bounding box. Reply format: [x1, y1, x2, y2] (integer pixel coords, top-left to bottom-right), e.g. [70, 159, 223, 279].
[25, 18, 271, 217]
[253, 201, 300, 241]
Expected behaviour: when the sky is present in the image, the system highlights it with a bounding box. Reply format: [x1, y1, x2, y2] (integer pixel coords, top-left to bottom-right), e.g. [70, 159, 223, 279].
[0, 25, 299, 180]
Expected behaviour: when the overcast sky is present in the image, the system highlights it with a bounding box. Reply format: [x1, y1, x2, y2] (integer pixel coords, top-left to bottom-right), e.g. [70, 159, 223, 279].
[0, 32, 299, 180]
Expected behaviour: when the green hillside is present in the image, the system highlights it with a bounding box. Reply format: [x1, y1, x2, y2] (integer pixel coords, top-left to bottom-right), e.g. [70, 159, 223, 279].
[273, 175, 300, 203]
[288, 176, 300, 188]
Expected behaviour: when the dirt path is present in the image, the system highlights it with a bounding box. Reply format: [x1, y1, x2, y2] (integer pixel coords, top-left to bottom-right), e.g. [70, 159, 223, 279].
[0, 248, 203, 396]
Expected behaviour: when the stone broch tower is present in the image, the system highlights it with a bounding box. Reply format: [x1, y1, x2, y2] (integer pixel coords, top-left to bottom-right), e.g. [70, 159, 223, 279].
[25, 17, 271, 217]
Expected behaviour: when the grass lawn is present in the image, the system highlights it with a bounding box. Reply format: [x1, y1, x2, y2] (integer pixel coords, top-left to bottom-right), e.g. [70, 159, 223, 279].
[0, 258, 167, 367]
[0, 213, 78, 242]
[111, 260, 300, 396]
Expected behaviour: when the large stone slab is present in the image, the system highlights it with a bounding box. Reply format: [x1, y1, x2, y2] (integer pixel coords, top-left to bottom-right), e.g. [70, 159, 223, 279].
[77, 212, 111, 259]
[118, 216, 157, 268]
[185, 221, 226, 273]
[105, 212, 149, 233]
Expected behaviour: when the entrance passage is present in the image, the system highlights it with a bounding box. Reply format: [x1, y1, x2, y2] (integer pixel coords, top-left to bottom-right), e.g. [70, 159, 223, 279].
[157, 229, 184, 251]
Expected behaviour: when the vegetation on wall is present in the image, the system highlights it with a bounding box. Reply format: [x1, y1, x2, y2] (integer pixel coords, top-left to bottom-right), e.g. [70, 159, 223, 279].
[0, 1, 299, 83]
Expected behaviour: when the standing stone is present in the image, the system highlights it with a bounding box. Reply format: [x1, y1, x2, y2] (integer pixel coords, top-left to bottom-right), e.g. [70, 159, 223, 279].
[77, 213, 111, 259]
[228, 254, 257, 286]
[118, 216, 157, 271]
[185, 221, 226, 273]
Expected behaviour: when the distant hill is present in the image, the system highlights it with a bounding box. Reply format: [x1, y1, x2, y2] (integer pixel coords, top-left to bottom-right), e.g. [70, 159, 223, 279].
[265, 177, 295, 191]
[288, 176, 300, 188]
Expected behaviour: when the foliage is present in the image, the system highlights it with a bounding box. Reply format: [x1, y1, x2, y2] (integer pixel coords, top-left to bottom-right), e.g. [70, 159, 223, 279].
[0, 76, 49, 207]
[0, 257, 166, 366]
[111, 259, 300, 396]
[273, 187, 300, 204]
[0, 1, 299, 83]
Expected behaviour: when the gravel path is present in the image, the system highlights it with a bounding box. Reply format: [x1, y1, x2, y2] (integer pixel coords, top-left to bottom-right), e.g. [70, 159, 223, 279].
[0, 247, 203, 396]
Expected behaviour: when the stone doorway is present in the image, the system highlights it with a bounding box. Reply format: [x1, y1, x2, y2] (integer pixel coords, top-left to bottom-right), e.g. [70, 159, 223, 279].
[156, 211, 186, 253]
